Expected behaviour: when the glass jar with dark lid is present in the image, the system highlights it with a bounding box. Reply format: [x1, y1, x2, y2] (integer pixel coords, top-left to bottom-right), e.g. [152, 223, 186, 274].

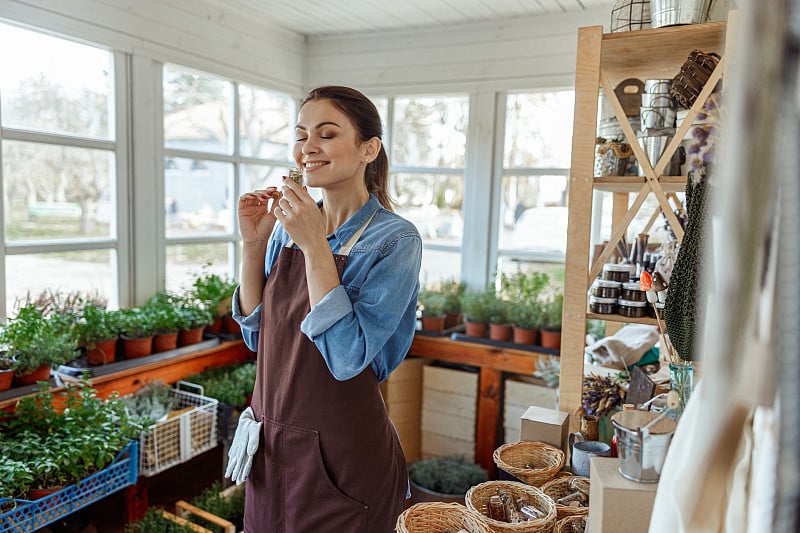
[617, 298, 648, 318]
[591, 279, 622, 299]
[602, 263, 634, 282]
[620, 281, 646, 302]
[589, 296, 618, 314]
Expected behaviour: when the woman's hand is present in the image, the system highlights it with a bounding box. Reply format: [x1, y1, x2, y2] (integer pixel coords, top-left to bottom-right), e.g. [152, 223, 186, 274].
[237, 187, 281, 244]
[274, 179, 326, 251]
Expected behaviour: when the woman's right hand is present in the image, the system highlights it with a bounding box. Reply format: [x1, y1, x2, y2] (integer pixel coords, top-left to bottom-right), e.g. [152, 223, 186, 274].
[237, 187, 281, 243]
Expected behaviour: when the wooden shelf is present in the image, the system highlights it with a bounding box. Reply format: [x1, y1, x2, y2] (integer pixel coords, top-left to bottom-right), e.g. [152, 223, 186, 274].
[593, 175, 687, 193]
[585, 312, 658, 326]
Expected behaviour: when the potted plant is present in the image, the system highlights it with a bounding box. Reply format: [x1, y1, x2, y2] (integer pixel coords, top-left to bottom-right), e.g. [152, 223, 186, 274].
[540, 292, 563, 350]
[461, 290, 493, 338]
[509, 300, 542, 345]
[440, 280, 466, 329]
[147, 292, 183, 353]
[175, 296, 213, 347]
[408, 456, 488, 504]
[0, 352, 15, 392]
[118, 306, 156, 358]
[4, 304, 79, 386]
[191, 269, 237, 335]
[418, 288, 447, 332]
[0, 456, 34, 501]
[76, 304, 120, 365]
[487, 295, 511, 342]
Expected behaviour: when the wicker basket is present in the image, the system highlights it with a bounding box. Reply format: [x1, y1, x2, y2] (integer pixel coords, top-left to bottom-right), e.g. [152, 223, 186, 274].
[670, 49, 721, 109]
[493, 441, 565, 487]
[465, 481, 556, 533]
[396, 502, 492, 533]
[541, 476, 590, 519]
[553, 514, 588, 533]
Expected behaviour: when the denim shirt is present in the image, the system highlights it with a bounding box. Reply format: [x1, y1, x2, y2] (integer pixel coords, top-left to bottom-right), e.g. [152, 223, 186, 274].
[232, 195, 422, 383]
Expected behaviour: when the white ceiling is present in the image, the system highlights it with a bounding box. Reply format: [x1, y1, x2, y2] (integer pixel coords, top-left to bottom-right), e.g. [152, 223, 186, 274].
[222, 0, 615, 36]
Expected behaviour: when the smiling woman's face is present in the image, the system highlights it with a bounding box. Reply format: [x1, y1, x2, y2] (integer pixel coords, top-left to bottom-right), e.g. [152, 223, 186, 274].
[293, 98, 368, 190]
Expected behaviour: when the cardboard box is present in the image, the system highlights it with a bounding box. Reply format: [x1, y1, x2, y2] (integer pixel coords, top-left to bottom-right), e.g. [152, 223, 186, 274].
[587, 457, 658, 533]
[519, 405, 570, 452]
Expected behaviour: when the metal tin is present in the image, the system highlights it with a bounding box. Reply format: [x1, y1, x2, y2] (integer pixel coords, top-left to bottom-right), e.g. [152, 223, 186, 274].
[644, 79, 672, 94]
[621, 282, 647, 302]
[591, 279, 622, 299]
[602, 263, 634, 282]
[611, 410, 676, 482]
[589, 296, 618, 314]
[617, 298, 648, 318]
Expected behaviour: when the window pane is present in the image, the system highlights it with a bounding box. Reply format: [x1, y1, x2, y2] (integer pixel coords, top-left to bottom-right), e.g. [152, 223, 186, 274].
[0, 23, 112, 138]
[392, 96, 468, 167]
[165, 158, 233, 236]
[371, 97, 388, 140]
[166, 243, 232, 293]
[241, 163, 291, 193]
[3, 141, 114, 241]
[498, 175, 568, 261]
[391, 173, 463, 246]
[420, 249, 461, 286]
[238, 84, 293, 159]
[6, 250, 116, 312]
[504, 91, 574, 168]
[164, 66, 233, 154]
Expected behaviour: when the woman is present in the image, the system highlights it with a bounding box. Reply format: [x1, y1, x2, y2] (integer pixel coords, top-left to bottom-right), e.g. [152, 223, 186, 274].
[228, 86, 422, 532]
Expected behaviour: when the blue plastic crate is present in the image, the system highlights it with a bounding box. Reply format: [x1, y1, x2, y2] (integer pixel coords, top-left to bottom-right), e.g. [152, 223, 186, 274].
[0, 440, 138, 533]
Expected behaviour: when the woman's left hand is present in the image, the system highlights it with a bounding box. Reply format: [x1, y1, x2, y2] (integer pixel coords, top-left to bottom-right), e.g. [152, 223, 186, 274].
[274, 178, 326, 250]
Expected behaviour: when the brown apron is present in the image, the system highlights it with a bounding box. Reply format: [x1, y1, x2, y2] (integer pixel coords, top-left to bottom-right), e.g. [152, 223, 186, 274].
[245, 214, 407, 533]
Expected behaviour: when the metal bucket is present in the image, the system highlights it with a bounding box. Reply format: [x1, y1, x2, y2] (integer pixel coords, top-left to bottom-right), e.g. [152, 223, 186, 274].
[651, 0, 711, 28]
[640, 106, 677, 130]
[611, 410, 676, 483]
[638, 134, 683, 175]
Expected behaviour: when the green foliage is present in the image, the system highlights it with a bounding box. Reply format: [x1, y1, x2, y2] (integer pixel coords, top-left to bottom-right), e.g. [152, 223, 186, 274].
[0, 379, 144, 492]
[487, 295, 511, 325]
[191, 267, 237, 318]
[439, 280, 466, 315]
[118, 306, 157, 338]
[533, 358, 560, 389]
[586, 319, 606, 340]
[0, 353, 14, 371]
[541, 293, 563, 331]
[417, 289, 447, 318]
[146, 292, 184, 334]
[0, 455, 34, 499]
[509, 301, 542, 330]
[126, 508, 199, 533]
[176, 297, 214, 330]
[187, 363, 256, 409]
[408, 456, 488, 495]
[2, 304, 79, 374]
[122, 381, 178, 425]
[76, 303, 120, 345]
[499, 270, 550, 304]
[188, 482, 245, 533]
[461, 290, 493, 324]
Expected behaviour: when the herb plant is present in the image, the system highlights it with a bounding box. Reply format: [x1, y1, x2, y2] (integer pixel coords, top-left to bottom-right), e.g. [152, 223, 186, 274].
[408, 456, 488, 495]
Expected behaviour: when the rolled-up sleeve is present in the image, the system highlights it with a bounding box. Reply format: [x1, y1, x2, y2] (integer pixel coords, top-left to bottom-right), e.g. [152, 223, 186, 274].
[231, 286, 263, 352]
[300, 285, 353, 338]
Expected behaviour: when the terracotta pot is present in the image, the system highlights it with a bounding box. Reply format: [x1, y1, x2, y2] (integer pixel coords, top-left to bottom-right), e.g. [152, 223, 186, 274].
[464, 320, 487, 338]
[540, 329, 562, 350]
[120, 334, 153, 359]
[28, 486, 64, 504]
[178, 326, 205, 347]
[488, 323, 511, 342]
[86, 338, 118, 366]
[0, 368, 14, 392]
[420, 316, 446, 332]
[444, 313, 463, 329]
[153, 332, 179, 353]
[14, 364, 52, 387]
[512, 326, 539, 345]
[206, 317, 224, 335]
[223, 314, 241, 335]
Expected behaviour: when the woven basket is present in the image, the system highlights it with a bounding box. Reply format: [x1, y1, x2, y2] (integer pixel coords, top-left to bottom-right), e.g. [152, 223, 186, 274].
[465, 480, 556, 533]
[396, 502, 492, 533]
[541, 476, 590, 519]
[671, 49, 721, 109]
[493, 441, 565, 487]
[553, 514, 588, 532]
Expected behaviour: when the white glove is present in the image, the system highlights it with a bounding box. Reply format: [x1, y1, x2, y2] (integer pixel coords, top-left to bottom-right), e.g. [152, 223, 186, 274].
[225, 406, 262, 485]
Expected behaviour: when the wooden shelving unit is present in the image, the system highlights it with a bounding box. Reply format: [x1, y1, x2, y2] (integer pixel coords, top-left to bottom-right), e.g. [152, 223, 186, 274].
[559, 20, 729, 422]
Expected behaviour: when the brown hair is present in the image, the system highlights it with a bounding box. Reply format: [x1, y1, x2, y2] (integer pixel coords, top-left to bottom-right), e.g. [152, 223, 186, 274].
[300, 86, 393, 211]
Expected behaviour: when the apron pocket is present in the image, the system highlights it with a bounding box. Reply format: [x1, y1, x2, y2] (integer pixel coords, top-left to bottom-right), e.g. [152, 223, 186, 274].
[263, 417, 368, 533]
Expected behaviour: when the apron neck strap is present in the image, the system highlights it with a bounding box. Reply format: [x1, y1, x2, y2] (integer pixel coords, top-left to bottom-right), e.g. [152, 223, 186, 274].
[285, 210, 377, 257]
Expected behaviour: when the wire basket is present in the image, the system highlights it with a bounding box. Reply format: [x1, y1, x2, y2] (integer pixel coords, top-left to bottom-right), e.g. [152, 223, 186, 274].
[493, 441, 565, 487]
[541, 476, 590, 519]
[465, 481, 556, 533]
[0, 441, 138, 533]
[670, 49, 721, 109]
[610, 0, 652, 33]
[396, 502, 492, 533]
[138, 381, 218, 476]
[554, 514, 588, 532]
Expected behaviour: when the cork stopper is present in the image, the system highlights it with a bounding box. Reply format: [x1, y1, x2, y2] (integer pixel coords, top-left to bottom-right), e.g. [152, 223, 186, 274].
[287, 167, 304, 186]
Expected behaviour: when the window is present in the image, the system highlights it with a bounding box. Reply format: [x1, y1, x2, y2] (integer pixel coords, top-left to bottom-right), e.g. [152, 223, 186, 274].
[497, 91, 574, 283]
[163, 65, 295, 292]
[389, 95, 468, 285]
[0, 22, 120, 315]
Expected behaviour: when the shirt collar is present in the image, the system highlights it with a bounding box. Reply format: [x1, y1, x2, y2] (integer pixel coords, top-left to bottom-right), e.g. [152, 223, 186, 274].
[323, 195, 381, 251]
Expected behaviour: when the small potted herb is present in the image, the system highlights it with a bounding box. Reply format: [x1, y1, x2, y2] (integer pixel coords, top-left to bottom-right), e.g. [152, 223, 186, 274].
[418, 289, 447, 332]
[76, 304, 120, 365]
[408, 456, 488, 504]
[175, 297, 213, 347]
[509, 300, 542, 345]
[147, 292, 184, 353]
[118, 306, 156, 359]
[0, 352, 15, 392]
[540, 292, 563, 350]
[440, 280, 466, 329]
[461, 290, 493, 338]
[487, 295, 512, 342]
[191, 268, 238, 335]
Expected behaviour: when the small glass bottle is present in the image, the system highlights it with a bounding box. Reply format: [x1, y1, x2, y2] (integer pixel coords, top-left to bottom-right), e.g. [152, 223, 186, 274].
[669, 360, 694, 422]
